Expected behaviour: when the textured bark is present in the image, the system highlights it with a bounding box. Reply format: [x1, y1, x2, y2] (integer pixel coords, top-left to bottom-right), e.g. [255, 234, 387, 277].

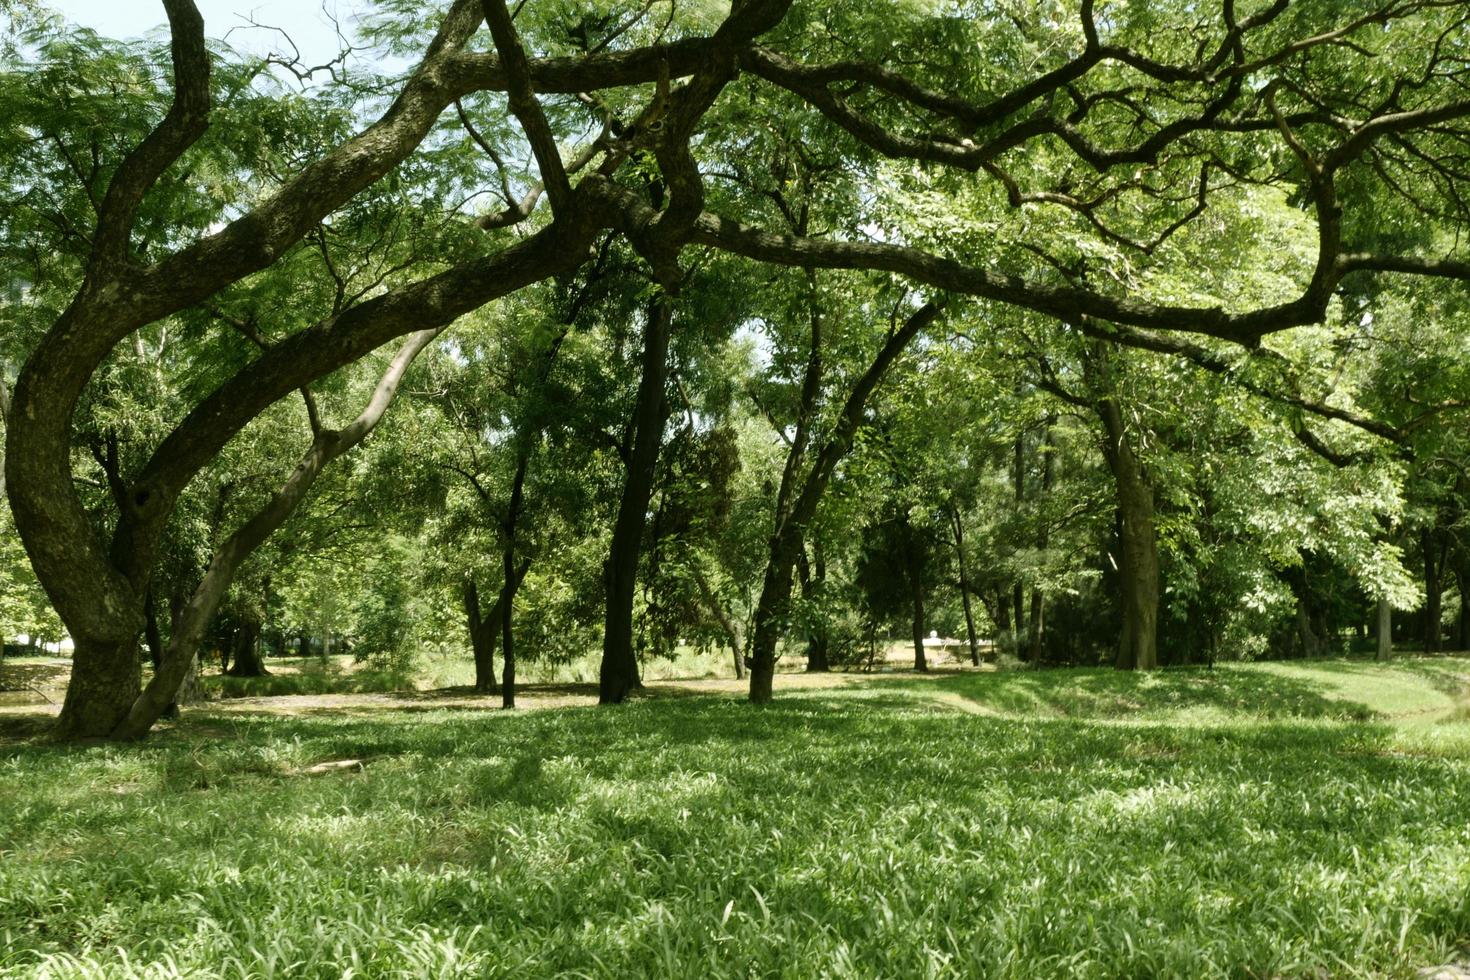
[1092, 349, 1159, 672]
[600, 301, 672, 704]
[56, 638, 142, 739]
[1376, 598, 1393, 662]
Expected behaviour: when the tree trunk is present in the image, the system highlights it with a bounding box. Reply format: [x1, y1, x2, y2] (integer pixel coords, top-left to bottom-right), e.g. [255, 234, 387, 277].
[226, 620, 266, 677]
[901, 512, 928, 672]
[800, 545, 831, 672]
[463, 578, 500, 693]
[1010, 432, 1026, 657]
[747, 537, 800, 704]
[692, 563, 744, 679]
[600, 300, 672, 704]
[1423, 530, 1443, 653]
[746, 302, 945, 703]
[949, 506, 981, 666]
[500, 571, 517, 709]
[142, 590, 179, 720]
[911, 568, 928, 673]
[1376, 597, 1393, 662]
[1093, 359, 1159, 671]
[175, 653, 205, 706]
[1027, 420, 1055, 663]
[501, 454, 528, 710]
[106, 329, 439, 739]
[1296, 594, 1324, 658]
[56, 638, 142, 739]
[1458, 558, 1470, 651]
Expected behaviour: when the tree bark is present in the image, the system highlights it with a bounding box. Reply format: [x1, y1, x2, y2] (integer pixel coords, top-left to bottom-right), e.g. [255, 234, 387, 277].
[1423, 529, 1444, 653]
[1376, 597, 1393, 662]
[501, 453, 528, 710]
[799, 545, 831, 672]
[1091, 351, 1159, 672]
[948, 505, 981, 666]
[465, 563, 528, 694]
[910, 564, 928, 672]
[142, 590, 179, 719]
[463, 577, 498, 693]
[746, 301, 944, 702]
[1026, 420, 1055, 663]
[1457, 555, 1470, 651]
[226, 619, 267, 677]
[56, 638, 142, 739]
[111, 329, 439, 739]
[600, 300, 672, 704]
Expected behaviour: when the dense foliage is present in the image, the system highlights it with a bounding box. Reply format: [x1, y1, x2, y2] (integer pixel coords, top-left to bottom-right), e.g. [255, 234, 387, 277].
[0, 0, 1468, 738]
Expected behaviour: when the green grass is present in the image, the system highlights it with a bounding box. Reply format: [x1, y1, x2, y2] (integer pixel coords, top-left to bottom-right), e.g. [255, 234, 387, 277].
[3, 657, 1470, 978]
[205, 645, 745, 699]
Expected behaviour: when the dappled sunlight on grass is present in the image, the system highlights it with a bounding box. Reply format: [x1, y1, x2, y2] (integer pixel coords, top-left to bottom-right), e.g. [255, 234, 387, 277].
[2, 661, 1470, 976]
[892, 655, 1470, 729]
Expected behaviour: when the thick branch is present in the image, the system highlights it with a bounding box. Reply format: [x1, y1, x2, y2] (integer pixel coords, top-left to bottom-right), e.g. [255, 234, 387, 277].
[479, 0, 574, 213]
[115, 327, 442, 739]
[88, 0, 210, 277]
[689, 209, 1315, 342]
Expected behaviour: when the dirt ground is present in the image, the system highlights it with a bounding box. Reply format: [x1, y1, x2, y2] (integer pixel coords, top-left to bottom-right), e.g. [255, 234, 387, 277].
[0, 645, 993, 727]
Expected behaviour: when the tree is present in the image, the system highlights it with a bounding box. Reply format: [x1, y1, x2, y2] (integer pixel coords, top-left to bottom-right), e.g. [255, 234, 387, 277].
[5, 0, 1470, 736]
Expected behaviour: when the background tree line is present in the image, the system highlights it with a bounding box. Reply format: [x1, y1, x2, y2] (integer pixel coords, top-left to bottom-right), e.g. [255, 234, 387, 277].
[1, 0, 1468, 738]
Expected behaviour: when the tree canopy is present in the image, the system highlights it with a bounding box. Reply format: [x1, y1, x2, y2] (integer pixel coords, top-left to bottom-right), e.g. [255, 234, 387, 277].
[2, 0, 1470, 739]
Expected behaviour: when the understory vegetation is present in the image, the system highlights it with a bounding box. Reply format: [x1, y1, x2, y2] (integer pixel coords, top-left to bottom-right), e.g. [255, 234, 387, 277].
[3, 657, 1470, 978]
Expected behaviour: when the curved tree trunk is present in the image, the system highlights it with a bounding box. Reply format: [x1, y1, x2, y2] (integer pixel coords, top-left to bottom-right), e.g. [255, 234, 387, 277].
[747, 301, 945, 702]
[110, 329, 439, 739]
[692, 564, 745, 680]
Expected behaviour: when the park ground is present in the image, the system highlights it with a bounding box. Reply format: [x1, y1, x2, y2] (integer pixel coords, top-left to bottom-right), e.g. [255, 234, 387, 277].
[2, 651, 1470, 977]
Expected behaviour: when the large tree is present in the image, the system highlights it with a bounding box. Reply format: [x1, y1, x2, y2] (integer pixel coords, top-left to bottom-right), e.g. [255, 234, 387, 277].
[5, 0, 1470, 736]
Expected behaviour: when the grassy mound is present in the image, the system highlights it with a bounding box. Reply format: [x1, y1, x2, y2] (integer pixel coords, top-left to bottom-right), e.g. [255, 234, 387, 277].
[2, 657, 1469, 977]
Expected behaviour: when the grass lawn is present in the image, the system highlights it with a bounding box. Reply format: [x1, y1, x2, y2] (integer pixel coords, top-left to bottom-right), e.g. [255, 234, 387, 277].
[2, 656, 1470, 977]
